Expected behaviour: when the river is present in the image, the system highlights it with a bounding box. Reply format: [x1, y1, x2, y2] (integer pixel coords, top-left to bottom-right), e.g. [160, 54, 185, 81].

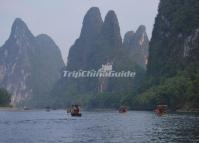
[0, 110, 199, 143]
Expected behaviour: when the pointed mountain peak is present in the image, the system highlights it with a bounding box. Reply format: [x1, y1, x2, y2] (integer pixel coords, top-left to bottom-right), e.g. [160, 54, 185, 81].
[10, 18, 33, 40]
[124, 31, 135, 41]
[102, 10, 121, 38]
[86, 7, 101, 16]
[36, 34, 53, 41]
[36, 34, 59, 49]
[135, 25, 149, 44]
[106, 10, 117, 18]
[12, 18, 29, 33]
[136, 25, 146, 34]
[13, 18, 26, 26]
[104, 10, 118, 25]
[80, 7, 103, 39]
[123, 31, 135, 48]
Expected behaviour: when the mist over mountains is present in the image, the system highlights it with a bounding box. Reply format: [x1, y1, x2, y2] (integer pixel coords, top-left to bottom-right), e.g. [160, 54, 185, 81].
[49, 7, 149, 108]
[1, 0, 198, 111]
[0, 7, 149, 108]
[0, 18, 64, 107]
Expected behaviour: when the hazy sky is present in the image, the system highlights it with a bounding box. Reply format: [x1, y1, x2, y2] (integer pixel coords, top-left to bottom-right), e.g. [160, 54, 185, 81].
[0, 0, 159, 63]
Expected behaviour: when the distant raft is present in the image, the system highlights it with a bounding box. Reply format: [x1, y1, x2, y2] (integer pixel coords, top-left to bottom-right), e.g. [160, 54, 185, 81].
[154, 105, 168, 116]
[119, 106, 128, 113]
[67, 105, 82, 117]
[45, 106, 50, 112]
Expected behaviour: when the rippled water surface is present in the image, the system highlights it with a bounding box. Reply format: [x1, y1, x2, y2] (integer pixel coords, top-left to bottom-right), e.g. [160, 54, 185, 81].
[0, 110, 199, 143]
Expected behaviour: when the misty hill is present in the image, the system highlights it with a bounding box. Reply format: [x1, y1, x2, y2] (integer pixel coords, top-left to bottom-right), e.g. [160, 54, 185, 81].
[50, 7, 149, 108]
[0, 18, 64, 107]
[123, 25, 149, 69]
[137, 0, 199, 110]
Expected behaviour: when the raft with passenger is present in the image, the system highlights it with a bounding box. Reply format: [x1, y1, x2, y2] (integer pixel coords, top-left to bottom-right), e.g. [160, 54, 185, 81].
[154, 105, 168, 116]
[67, 105, 82, 117]
[119, 106, 128, 113]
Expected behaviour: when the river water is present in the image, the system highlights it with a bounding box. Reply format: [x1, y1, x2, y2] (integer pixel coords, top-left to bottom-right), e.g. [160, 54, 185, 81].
[0, 110, 199, 143]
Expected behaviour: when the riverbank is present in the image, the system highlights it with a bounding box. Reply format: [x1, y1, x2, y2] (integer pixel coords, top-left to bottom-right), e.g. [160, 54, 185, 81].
[176, 108, 199, 113]
[1, 106, 199, 113]
[0, 107, 17, 111]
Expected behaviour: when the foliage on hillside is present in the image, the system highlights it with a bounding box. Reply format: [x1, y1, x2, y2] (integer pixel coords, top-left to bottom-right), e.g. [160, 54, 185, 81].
[136, 0, 199, 111]
[0, 88, 11, 107]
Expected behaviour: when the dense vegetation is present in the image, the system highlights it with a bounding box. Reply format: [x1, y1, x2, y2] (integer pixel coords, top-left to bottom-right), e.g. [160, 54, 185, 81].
[147, 0, 199, 79]
[134, 67, 199, 110]
[133, 0, 199, 111]
[0, 88, 11, 107]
